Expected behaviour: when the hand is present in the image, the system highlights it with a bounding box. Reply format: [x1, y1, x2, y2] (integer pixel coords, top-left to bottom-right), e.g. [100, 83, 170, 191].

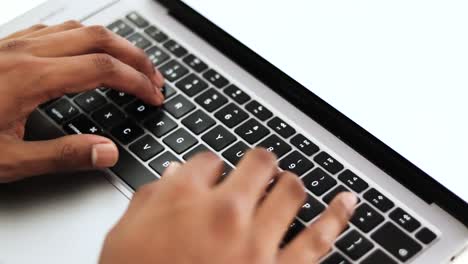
[0, 21, 165, 183]
[100, 149, 357, 264]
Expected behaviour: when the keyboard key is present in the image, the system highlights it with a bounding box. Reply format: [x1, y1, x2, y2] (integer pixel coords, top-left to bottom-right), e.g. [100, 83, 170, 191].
[39, 98, 58, 109]
[351, 203, 384, 233]
[336, 230, 374, 260]
[363, 188, 395, 213]
[159, 60, 189, 82]
[291, 134, 319, 156]
[92, 104, 125, 129]
[389, 208, 421, 233]
[222, 141, 250, 166]
[415, 227, 437, 244]
[64, 115, 102, 135]
[302, 168, 337, 196]
[371, 222, 422, 262]
[268, 117, 296, 138]
[314, 152, 344, 175]
[195, 88, 228, 112]
[215, 103, 249, 128]
[176, 73, 209, 97]
[149, 151, 181, 176]
[246, 100, 273, 121]
[279, 151, 314, 176]
[127, 33, 151, 50]
[203, 69, 229, 88]
[107, 20, 134, 37]
[182, 109, 216, 135]
[74, 90, 106, 113]
[298, 194, 325, 222]
[224, 84, 251, 104]
[338, 170, 369, 194]
[163, 39, 188, 58]
[125, 100, 157, 121]
[111, 119, 144, 144]
[163, 128, 198, 154]
[164, 94, 195, 118]
[145, 110, 178, 137]
[235, 118, 270, 144]
[126, 12, 149, 28]
[361, 250, 397, 264]
[323, 185, 352, 204]
[183, 144, 210, 161]
[257, 134, 292, 158]
[202, 125, 236, 151]
[129, 135, 164, 161]
[111, 146, 158, 190]
[182, 54, 208, 73]
[321, 252, 351, 264]
[146, 46, 170, 66]
[282, 219, 305, 246]
[46, 99, 79, 124]
[107, 90, 134, 106]
[161, 84, 177, 100]
[144, 25, 168, 43]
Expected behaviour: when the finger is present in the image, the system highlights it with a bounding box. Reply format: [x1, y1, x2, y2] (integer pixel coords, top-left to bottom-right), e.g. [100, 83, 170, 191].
[0, 134, 118, 183]
[253, 172, 306, 250]
[278, 193, 357, 263]
[0, 24, 47, 41]
[35, 54, 163, 105]
[20, 20, 83, 38]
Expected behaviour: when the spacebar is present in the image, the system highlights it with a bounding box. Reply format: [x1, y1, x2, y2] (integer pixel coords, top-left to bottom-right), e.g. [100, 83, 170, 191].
[110, 146, 158, 190]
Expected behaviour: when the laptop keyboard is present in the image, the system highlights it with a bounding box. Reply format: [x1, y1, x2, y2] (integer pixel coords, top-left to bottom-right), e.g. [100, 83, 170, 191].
[39, 12, 438, 264]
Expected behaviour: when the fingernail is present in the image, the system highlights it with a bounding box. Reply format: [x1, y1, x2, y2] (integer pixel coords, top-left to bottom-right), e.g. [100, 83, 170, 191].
[163, 162, 181, 177]
[92, 142, 118, 168]
[340, 192, 358, 214]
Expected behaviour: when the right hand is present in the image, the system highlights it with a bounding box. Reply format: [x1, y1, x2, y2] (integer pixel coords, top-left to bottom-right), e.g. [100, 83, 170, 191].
[100, 149, 357, 264]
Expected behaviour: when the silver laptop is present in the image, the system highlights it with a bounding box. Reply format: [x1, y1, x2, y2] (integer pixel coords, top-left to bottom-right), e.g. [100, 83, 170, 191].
[0, 0, 467, 263]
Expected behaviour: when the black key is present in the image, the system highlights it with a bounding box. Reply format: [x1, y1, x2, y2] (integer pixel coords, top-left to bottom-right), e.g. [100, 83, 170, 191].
[129, 135, 164, 161]
[245, 100, 273, 121]
[314, 152, 344, 175]
[298, 194, 325, 222]
[144, 25, 168, 43]
[98, 87, 109, 92]
[163, 128, 198, 154]
[65, 93, 78, 98]
[389, 208, 421, 233]
[64, 115, 103, 135]
[176, 73, 209, 97]
[222, 141, 250, 166]
[338, 170, 369, 194]
[145, 110, 178, 137]
[351, 203, 384, 233]
[371, 222, 422, 262]
[46, 99, 79, 124]
[92, 104, 125, 129]
[149, 151, 181, 176]
[107, 20, 134, 37]
[363, 188, 395, 213]
[127, 33, 151, 50]
[159, 60, 189, 82]
[215, 103, 249, 128]
[39, 98, 58, 109]
[163, 39, 188, 58]
[336, 230, 374, 260]
[202, 69, 229, 88]
[195, 88, 228, 112]
[268, 117, 296, 138]
[125, 100, 157, 121]
[146, 46, 170, 66]
[161, 84, 177, 100]
[182, 110, 216, 135]
[415, 227, 437, 244]
[182, 54, 208, 73]
[323, 185, 352, 204]
[224, 84, 251, 104]
[361, 250, 397, 264]
[111, 146, 158, 190]
[107, 90, 135, 106]
[257, 134, 292, 158]
[183, 144, 210, 161]
[111, 119, 144, 144]
[164, 94, 195, 118]
[282, 219, 305, 246]
[235, 118, 270, 144]
[280, 151, 314, 176]
[291, 134, 320, 156]
[302, 168, 337, 196]
[74, 90, 106, 113]
[202, 125, 236, 151]
[321, 252, 351, 264]
[126, 12, 149, 28]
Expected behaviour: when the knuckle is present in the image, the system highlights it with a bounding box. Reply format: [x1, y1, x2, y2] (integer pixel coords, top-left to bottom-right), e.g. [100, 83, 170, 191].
[313, 232, 334, 252]
[0, 39, 29, 52]
[30, 24, 47, 30]
[250, 147, 277, 164]
[92, 54, 117, 75]
[215, 196, 244, 228]
[134, 183, 157, 201]
[63, 20, 83, 29]
[280, 172, 306, 201]
[58, 143, 79, 165]
[87, 25, 113, 45]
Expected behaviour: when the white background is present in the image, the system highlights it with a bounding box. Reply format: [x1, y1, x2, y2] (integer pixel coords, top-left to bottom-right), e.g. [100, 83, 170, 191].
[0, 0, 47, 25]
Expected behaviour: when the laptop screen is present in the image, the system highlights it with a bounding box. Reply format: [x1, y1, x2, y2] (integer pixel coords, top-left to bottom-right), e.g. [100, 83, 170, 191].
[182, 1, 468, 203]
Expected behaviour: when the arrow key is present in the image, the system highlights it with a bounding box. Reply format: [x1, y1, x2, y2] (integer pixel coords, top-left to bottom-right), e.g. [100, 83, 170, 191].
[130, 135, 164, 161]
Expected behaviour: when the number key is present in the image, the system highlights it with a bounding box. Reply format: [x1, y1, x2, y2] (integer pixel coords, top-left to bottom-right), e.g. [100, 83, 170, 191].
[195, 88, 228, 112]
[279, 151, 314, 176]
[257, 134, 291, 158]
[302, 168, 337, 196]
[215, 103, 249, 128]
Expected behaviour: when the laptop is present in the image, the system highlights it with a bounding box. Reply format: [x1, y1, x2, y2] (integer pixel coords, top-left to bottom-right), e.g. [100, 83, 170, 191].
[0, 0, 467, 263]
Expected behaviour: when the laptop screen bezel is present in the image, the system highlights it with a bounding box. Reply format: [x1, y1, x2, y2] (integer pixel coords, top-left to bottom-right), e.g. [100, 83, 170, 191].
[156, 0, 467, 226]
